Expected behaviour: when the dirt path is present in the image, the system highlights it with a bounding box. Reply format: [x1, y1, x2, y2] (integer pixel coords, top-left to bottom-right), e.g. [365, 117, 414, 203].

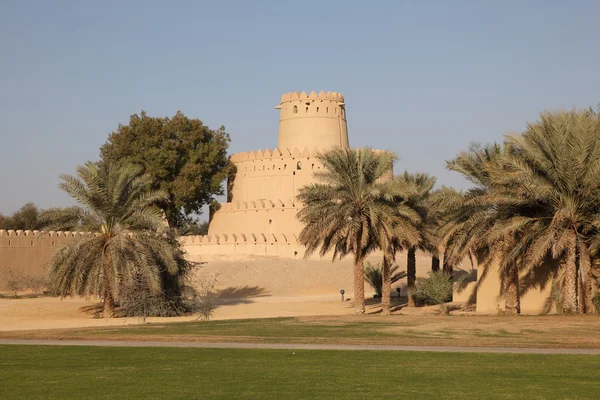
[2, 339, 600, 355]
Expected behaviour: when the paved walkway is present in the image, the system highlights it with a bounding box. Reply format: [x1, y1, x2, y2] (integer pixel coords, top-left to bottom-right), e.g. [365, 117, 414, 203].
[1, 339, 600, 355]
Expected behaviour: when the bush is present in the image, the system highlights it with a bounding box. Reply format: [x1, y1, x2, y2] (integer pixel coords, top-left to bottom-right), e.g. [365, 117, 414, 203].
[0, 267, 48, 297]
[117, 268, 221, 321]
[193, 273, 220, 321]
[364, 262, 407, 298]
[414, 271, 465, 314]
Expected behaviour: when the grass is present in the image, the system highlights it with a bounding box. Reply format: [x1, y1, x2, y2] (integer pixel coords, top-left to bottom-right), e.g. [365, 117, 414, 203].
[3, 315, 600, 349]
[1, 345, 599, 399]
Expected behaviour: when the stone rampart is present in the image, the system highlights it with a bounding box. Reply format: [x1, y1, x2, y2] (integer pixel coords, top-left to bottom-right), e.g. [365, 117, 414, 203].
[0, 229, 87, 279]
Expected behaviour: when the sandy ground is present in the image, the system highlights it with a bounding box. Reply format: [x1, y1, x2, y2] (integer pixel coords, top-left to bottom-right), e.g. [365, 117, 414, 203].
[0, 254, 475, 332]
[0, 294, 402, 331]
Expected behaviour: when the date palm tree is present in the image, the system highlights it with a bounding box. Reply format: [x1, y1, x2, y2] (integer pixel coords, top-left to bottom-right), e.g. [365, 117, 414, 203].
[440, 143, 523, 314]
[491, 110, 600, 313]
[376, 176, 422, 314]
[297, 147, 411, 314]
[42, 161, 185, 318]
[395, 172, 436, 307]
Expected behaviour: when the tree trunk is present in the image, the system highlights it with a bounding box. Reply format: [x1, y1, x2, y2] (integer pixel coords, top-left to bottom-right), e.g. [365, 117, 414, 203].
[407, 248, 416, 307]
[504, 261, 520, 315]
[381, 253, 392, 315]
[442, 259, 453, 274]
[578, 243, 594, 314]
[353, 251, 365, 314]
[431, 255, 440, 272]
[561, 230, 577, 314]
[102, 251, 115, 318]
[442, 250, 453, 302]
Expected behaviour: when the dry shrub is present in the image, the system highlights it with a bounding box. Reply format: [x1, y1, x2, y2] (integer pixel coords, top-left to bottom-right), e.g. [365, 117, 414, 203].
[0, 266, 48, 297]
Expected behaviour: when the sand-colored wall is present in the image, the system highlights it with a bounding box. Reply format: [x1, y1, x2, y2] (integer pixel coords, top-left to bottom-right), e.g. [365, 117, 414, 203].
[277, 91, 349, 150]
[227, 148, 325, 204]
[0, 230, 79, 280]
[476, 259, 554, 314]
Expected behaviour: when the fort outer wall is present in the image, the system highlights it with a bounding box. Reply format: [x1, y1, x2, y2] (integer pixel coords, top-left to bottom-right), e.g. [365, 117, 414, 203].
[2, 229, 485, 310]
[0, 230, 80, 279]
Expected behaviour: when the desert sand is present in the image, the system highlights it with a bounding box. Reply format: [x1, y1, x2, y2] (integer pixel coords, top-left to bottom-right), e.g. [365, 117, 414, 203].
[0, 254, 472, 332]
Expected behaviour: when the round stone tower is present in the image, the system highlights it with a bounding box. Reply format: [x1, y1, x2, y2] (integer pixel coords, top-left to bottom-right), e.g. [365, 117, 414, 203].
[276, 91, 349, 150]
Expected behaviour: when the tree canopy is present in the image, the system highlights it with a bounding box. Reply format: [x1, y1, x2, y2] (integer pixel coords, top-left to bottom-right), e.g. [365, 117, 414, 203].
[100, 111, 232, 229]
[0, 203, 43, 230]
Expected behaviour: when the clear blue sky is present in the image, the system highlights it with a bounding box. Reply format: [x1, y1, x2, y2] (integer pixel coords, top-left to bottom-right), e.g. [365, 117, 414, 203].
[1, 0, 599, 217]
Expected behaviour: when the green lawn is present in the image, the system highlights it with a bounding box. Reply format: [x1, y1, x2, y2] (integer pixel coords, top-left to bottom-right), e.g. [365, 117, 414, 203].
[5, 315, 600, 349]
[1, 345, 599, 399]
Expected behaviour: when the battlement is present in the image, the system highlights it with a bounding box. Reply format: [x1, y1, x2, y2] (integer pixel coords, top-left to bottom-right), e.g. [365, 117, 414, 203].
[217, 198, 297, 211]
[179, 232, 298, 246]
[279, 91, 344, 103]
[0, 230, 93, 238]
[229, 147, 321, 162]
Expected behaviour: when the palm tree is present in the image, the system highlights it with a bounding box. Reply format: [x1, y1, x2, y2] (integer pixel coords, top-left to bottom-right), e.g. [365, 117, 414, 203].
[490, 110, 600, 314]
[376, 177, 423, 314]
[297, 147, 407, 314]
[440, 144, 523, 314]
[364, 262, 407, 298]
[395, 172, 436, 307]
[42, 161, 185, 318]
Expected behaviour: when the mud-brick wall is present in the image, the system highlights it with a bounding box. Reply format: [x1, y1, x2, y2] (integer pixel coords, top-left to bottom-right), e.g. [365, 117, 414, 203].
[0, 230, 78, 280]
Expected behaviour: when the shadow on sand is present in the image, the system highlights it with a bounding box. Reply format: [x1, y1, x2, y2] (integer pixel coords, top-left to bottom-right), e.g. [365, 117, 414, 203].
[215, 286, 271, 305]
[365, 296, 407, 315]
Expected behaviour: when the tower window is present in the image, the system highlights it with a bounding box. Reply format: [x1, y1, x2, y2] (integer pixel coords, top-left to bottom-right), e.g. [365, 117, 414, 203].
[305, 107, 309, 113]
[296, 161, 302, 170]
[293, 105, 298, 114]
[316, 107, 319, 112]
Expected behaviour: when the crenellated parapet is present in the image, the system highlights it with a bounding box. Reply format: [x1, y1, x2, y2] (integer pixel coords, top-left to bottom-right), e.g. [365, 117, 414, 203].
[216, 198, 297, 212]
[229, 147, 321, 162]
[0, 229, 94, 238]
[279, 90, 344, 103]
[179, 232, 298, 246]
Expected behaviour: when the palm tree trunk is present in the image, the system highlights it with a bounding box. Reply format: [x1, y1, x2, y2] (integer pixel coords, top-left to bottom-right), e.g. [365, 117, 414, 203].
[102, 251, 115, 318]
[561, 230, 577, 314]
[442, 248, 454, 275]
[442, 249, 453, 302]
[578, 244, 594, 314]
[431, 255, 440, 272]
[353, 251, 366, 314]
[381, 253, 392, 315]
[504, 261, 520, 315]
[407, 248, 416, 307]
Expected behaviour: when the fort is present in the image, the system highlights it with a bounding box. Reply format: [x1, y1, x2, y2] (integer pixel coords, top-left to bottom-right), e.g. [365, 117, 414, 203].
[0, 91, 554, 314]
[208, 91, 349, 243]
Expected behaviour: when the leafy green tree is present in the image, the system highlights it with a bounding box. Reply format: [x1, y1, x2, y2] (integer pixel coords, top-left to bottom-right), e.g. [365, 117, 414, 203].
[181, 221, 210, 236]
[0, 203, 43, 230]
[100, 111, 232, 228]
[297, 147, 405, 314]
[42, 161, 192, 318]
